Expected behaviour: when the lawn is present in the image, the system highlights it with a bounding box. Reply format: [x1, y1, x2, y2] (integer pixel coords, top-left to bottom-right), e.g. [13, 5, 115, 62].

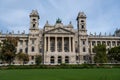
[0, 69, 120, 80]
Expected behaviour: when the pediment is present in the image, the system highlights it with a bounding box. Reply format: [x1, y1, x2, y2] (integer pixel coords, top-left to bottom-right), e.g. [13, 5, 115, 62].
[44, 27, 74, 34]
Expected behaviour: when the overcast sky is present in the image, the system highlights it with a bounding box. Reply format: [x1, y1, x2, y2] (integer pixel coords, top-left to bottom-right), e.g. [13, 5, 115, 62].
[0, 0, 120, 35]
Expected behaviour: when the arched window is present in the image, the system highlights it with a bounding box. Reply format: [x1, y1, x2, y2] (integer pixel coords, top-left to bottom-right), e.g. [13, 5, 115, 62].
[31, 46, 34, 52]
[33, 19, 36, 21]
[50, 56, 55, 64]
[81, 20, 84, 22]
[58, 56, 62, 64]
[33, 24, 35, 28]
[65, 56, 69, 63]
[81, 25, 84, 29]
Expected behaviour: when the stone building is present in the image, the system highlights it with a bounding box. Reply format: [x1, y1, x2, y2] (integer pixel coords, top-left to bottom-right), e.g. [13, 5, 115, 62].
[0, 10, 120, 65]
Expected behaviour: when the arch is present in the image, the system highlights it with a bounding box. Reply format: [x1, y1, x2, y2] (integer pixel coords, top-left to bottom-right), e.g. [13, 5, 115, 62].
[50, 56, 55, 64]
[58, 56, 62, 64]
[81, 20, 84, 22]
[33, 19, 36, 21]
[65, 56, 69, 63]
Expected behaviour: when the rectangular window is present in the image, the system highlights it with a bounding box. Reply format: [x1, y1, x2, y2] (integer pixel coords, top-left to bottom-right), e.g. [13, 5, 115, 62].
[102, 41, 106, 45]
[117, 41, 120, 46]
[50, 37, 55, 52]
[112, 41, 115, 46]
[107, 41, 110, 46]
[19, 49, 23, 53]
[64, 37, 69, 52]
[31, 56, 34, 60]
[83, 47, 86, 52]
[92, 41, 95, 46]
[20, 40, 23, 45]
[81, 25, 84, 29]
[31, 46, 35, 52]
[25, 48, 28, 53]
[57, 37, 62, 52]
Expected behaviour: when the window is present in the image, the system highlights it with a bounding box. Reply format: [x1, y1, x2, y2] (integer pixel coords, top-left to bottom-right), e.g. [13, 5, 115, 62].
[92, 41, 95, 46]
[33, 24, 35, 28]
[19, 49, 23, 53]
[81, 20, 84, 22]
[50, 37, 55, 52]
[64, 38, 69, 52]
[57, 37, 62, 52]
[97, 41, 101, 45]
[76, 56, 79, 60]
[92, 48, 95, 53]
[33, 19, 36, 21]
[107, 41, 110, 46]
[65, 56, 69, 63]
[50, 56, 54, 64]
[112, 41, 115, 46]
[39, 48, 42, 53]
[31, 46, 35, 52]
[83, 47, 86, 52]
[81, 25, 84, 29]
[58, 56, 62, 64]
[25, 47, 28, 53]
[102, 41, 106, 45]
[117, 41, 120, 46]
[31, 56, 34, 60]
[83, 40, 85, 45]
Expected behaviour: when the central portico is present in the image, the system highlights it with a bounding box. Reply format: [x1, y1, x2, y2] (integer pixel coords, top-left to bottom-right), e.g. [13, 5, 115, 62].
[43, 19, 76, 64]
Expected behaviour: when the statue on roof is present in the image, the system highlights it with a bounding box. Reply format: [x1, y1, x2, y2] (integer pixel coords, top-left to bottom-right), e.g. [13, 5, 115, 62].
[56, 18, 62, 23]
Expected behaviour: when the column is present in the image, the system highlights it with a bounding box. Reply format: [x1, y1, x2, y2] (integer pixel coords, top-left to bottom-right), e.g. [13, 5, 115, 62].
[44, 36, 46, 52]
[90, 41, 92, 53]
[72, 37, 75, 52]
[69, 37, 71, 52]
[110, 41, 112, 48]
[62, 37, 64, 52]
[115, 41, 117, 46]
[95, 41, 97, 46]
[55, 37, 57, 52]
[105, 41, 107, 46]
[62, 56, 65, 63]
[48, 37, 50, 52]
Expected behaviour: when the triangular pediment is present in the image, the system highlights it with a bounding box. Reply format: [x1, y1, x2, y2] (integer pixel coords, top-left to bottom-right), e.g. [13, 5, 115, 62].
[44, 27, 74, 34]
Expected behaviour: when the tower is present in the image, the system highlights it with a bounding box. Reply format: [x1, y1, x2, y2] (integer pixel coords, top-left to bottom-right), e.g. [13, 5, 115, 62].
[28, 10, 40, 64]
[77, 12, 89, 64]
[77, 12, 87, 35]
[29, 10, 39, 34]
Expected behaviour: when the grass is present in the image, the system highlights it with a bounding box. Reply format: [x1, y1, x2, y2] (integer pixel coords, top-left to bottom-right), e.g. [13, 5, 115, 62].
[0, 69, 120, 80]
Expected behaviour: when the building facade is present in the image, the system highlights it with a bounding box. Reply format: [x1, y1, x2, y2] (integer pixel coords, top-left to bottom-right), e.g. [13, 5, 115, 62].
[0, 10, 120, 65]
